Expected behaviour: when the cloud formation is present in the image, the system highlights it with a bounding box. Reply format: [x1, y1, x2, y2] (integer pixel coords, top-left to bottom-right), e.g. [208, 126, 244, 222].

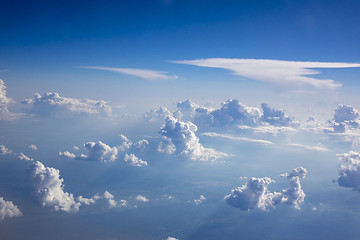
[78, 66, 178, 81]
[172, 58, 360, 90]
[336, 151, 360, 191]
[0, 145, 12, 155]
[27, 161, 81, 213]
[0, 197, 22, 220]
[23, 92, 112, 116]
[17, 152, 34, 161]
[135, 195, 149, 202]
[0, 79, 11, 112]
[193, 195, 206, 205]
[158, 116, 228, 161]
[29, 144, 38, 151]
[123, 154, 148, 167]
[225, 167, 307, 211]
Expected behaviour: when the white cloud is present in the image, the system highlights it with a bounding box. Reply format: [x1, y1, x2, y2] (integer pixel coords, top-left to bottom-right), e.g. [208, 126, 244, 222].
[78, 66, 178, 81]
[172, 58, 360, 90]
[0, 197, 22, 220]
[287, 143, 329, 152]
[158, 116, 228, 161]
[29, 144, 38, 151]
[59, 151, 76, 159]
[336, 151, 360, 191]
[24, 92, 112, 116]
[202, 132, 273, 145]
[27, 161, 81, 213]
[225, 167, 308, 211]
[261, 103, 298, 127]
[193, 195, 206, 205]
[0, 79, 12, 113]
[135, 195, 149, 202]
[0, 145, 12, 155]
[123, 154, 148, 167]
[224, 177, 282, 211]
[144, 106, 174, 123]
[133, 139, 149, 152]
[163, 237, 179, 240]
[17, 152, 33, 161]
[72, 141, 119, 162]
[117, 134, 132, 152]
[94, 191, 127, 208]
[76, 196, 96, 206]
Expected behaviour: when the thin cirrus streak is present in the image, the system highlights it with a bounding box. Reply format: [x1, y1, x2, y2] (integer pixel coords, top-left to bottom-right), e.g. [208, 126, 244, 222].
[171, 58, 360, 90]
[77, 66, 178, 81]
[202, 132, 273, 145]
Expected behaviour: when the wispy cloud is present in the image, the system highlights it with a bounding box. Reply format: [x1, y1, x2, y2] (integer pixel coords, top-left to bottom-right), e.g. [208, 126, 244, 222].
[202, 132, 273, 145]
[287, 143, 329, 152]
[172, 58, 360, 90]
[78, 66, 178, 81]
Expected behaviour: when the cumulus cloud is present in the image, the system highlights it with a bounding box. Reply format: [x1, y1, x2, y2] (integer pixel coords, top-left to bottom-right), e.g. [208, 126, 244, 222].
[336, 151, 360, 191]
[172, 58, 360, 90]
[225, 177, 282, 211]
[59, 151, 76, 159]
[261, 103, 298, 127]
[27, 161, 81, 213]
[17, 152, 33, 161]
[163, 237, 179, 240]
[76, 196, 96, 206]
[144, 106, 174, 123]
[23, 92, 112, 116]
[193, 195, 206, 205]
[225, 167, 307, 211]
[78, 66, 178, 81]
[0, 145, 12, 155]
[158, 116, 228, 161]
[0, 197, 22, 220]
[123, 154, 148, 167]
[29, 144, 38, 151]
[135, 195, 149, 202]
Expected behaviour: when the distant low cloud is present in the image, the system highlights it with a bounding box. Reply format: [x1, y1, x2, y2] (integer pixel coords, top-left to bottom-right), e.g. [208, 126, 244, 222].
[193, 195, 206, 205]
[0, 79, 11, 112]
[225, 167, 308, 211]
[0, 197, 22, 220]
[28, 144, 38, 151]
[0, 145, 12, 155]
[17, 152, 33, 161]
[23, 92, 112, 116]
[202, 132, 273, 145]
[135, 195, 149, 202]
[172, 58, 360, 90]
[78, 66, 178, 81]
[158, 116, 228, 161]
[336, 151, 360, 191]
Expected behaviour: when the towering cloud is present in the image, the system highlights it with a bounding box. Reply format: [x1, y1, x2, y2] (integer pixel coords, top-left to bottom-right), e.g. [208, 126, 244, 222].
[27, 161, 81, 213]
[0, 79, 10, 112]
[158, 116, 227, 161]
[336, 151, 360, 191]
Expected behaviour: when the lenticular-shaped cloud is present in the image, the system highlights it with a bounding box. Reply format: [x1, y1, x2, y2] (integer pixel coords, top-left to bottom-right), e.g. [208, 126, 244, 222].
[158, 116, 228, 161]
[23, 92, 112, 116]
[78, 66, 178, 81]
[0, 197, 22, 220]
[27, 161, 81, 213]
[172, 58, 360, 90]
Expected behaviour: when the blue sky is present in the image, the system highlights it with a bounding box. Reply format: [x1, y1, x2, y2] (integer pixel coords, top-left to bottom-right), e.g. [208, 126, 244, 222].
[1, 1, 360, 240]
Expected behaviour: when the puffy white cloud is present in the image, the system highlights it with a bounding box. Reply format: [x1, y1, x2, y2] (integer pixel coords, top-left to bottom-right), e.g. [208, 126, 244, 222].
[0, 79, 11, 112]
[224, 177, 282, 211]
[144, 106, 174, 123]
[334, 105, 360, 124]
[17, 152, 33, 161]
[158, 116, 228, 161]
[0, 197, 22, 220]
[59, 151, 76, 159]
[27, 161, 81, 213]
[24, 92, 112, 116]
[193, 195, 206, 205]
[29, 144, 38, 151]
[0, 145, 12, 155]
[117, 134, 133, 152]
[123, 154, 148, 167]
[163, 237, 179, 240]
[78, 66, 178, 81]
[133, 139, 149, 152]
[281, 176, 306, 209]
[336, 151, 360, 191]
[135, 195, 149, 202]
[261, 103, 297, 127]
[76, 196, 96, 205]
[225, 167, 308, 211]
[172, 58, 360, 90]
[281, 166, 308, 179]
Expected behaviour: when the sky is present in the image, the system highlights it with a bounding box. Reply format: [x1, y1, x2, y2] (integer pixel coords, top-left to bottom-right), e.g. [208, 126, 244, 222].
[1, 0, 360, 239]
